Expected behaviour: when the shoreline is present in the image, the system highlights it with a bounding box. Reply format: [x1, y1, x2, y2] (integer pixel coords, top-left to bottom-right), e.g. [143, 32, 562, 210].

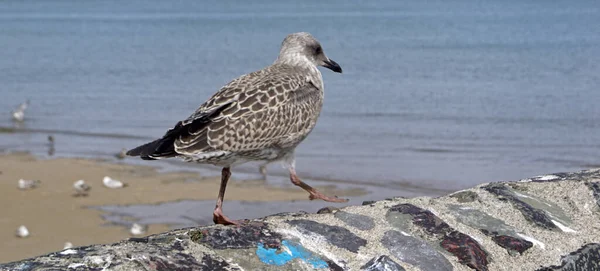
[0, 152, 365, 263]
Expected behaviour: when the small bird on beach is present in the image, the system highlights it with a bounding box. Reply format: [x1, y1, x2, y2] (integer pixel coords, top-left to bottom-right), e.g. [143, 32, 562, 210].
[73, 179, 91, 196]
[18, 179, 41, 190]
[16, 225, 29, 238]
[115, 148, 127, 160]
[103, 176, 127, 188]
[130, 223, 148, 236]
[47, 135, 55, 156]
[11, 100, 29, 122]
[127, 32, 345, 225]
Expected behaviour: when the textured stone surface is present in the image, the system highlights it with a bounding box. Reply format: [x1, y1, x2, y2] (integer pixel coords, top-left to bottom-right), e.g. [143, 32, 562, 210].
[483, 184, 560, 230]
[388, 204, 490, 270]
[537, 243, 600, 271]
[2, 168, 600, 271]
[448, 205, 533, 255]
[334, 211, 375, 231]
[193, 222, 282, 249]
[287, 219, 367, 253]
[585, 182, 600, 208]
[361, 255, 406, 271]
[450, 191, 479, 203]
[381, 230, 453, 271]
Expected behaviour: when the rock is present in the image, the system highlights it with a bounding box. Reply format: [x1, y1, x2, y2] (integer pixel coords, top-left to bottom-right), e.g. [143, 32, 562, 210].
[537, 243, 600, 271]
[483, 183, 561, 230]
[450, 190, 479, 203]
[381, 230, 452, 271]
[2, 168, 600, 271]
[448, 205, 534, 255]
[316, 206, 339, 214]
[388, 204, 490, 270]
[361, 255, 405, 271]
[585, 182, 600, 208]
[334, 211, 375, 231]
[287, 219, 367, 253]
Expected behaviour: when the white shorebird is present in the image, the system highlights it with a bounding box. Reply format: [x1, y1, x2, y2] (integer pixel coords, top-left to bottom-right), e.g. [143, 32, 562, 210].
[127, 32, 344, 225]
[63, 242, 74, 249]
[16, 225, 29, 238]
[130, 223, 147, 236]
[73, 180, 91, 196]
[102, 176, 127, 188]
[18, 179, 41, 190]
[11, 100, 29, 122]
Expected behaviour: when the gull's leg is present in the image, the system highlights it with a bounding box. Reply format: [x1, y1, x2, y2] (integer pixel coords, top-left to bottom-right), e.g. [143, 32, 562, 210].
[289, 167, 348, 203]
[213, 167, 239, 225]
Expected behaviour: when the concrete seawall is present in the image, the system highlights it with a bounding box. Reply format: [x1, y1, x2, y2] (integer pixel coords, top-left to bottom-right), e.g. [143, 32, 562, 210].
[2, 169, 600, 271]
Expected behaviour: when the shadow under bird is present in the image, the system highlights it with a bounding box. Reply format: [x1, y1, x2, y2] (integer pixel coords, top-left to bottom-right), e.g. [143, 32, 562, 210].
[127, 32, 344, 225]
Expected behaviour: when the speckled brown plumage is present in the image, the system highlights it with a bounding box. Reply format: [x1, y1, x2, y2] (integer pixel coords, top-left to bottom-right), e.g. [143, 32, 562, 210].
[127, 32, 345, 225]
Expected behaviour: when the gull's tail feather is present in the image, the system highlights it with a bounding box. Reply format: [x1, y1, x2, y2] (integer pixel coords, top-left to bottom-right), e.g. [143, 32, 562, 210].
[127, 124, 182, 160]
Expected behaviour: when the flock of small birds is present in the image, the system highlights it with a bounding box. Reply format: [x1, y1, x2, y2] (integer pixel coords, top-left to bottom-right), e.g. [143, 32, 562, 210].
[15, 172, 145, 247]
[7, 100, 151, 250]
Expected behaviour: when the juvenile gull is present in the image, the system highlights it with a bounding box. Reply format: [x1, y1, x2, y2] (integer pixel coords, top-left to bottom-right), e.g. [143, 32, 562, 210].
[127, 32, 344, 225]
[73, 179, 91, 196]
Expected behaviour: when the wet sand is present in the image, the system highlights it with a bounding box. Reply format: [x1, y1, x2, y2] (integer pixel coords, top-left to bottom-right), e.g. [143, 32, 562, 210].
[0, 152, 362, 263]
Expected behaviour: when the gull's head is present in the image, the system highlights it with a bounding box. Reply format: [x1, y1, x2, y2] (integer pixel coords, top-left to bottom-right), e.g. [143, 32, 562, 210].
[277, 32, 342, 73]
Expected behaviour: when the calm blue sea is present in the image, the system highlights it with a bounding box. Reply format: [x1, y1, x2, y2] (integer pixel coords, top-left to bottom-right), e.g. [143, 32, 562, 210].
[1, 0, 600, 194]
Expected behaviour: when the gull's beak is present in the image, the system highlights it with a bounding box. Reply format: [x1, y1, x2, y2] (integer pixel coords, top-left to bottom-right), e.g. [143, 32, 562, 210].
[322, 58, 342, 73]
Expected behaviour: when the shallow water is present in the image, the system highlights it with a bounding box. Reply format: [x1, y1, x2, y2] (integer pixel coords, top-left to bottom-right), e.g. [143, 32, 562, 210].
[1, 0, 600, 194]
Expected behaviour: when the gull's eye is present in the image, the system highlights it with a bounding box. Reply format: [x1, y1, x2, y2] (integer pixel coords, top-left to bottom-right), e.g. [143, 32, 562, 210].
[315, 46, 322, 55]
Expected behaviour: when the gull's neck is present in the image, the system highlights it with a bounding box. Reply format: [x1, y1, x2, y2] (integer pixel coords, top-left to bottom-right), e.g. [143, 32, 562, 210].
[274, 52, 316, 71]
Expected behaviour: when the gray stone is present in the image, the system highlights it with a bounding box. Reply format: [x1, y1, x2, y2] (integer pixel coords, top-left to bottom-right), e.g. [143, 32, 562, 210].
[537, 243, 600, 271]
[448, 205, 516, 237]
[334, 211, 375, 231]
[585, 182, 600, 208]
[484, 183, 566, 230]
[449, 191, 479, 203]
[287, 219, 367, 253]
[316, 206, 339, 214]
[381, 230, 453, 271]
[361, 255, 406, 271]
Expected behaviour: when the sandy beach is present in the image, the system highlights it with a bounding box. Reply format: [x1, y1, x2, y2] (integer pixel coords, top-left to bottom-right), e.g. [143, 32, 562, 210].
[0, 152, 362, 263]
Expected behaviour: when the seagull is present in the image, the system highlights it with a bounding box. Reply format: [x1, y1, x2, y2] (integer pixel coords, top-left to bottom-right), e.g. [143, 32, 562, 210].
[102, 176, 127, 189]
[115, 148, 127, 159]
[11, 100, 29, 122]
[127, 32, 345, 225]
[130, 223, 147, 236]
[73, 180, 91, 196]
[48, 135, 55, 156]
[16, 225, 29, 238]
[18, 179, 41, 190]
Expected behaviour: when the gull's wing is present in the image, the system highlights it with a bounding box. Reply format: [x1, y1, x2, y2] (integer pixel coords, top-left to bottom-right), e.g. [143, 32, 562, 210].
[127, 65, 322, 160]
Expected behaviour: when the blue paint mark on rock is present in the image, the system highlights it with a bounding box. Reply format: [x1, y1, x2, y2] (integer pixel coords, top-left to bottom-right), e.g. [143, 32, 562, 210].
[256, 240, 328, 269]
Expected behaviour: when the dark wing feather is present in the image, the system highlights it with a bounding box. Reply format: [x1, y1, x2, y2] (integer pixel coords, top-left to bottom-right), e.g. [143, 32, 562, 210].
[126, 102, 232, 160]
